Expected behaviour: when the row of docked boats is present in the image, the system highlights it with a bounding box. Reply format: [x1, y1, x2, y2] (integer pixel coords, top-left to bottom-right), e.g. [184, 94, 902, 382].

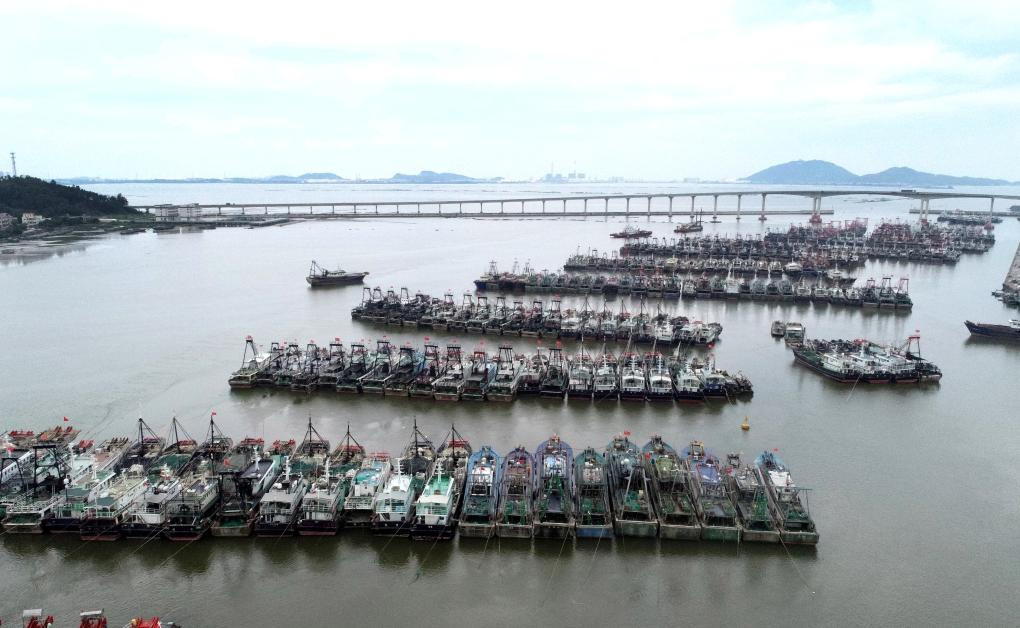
[2, 422, 818, 545]
[352, 287, 725, 344]
[789, 334, 943, 384]
[18, 609, 180, 628]
[228, 338, 752, 402]
[468, 270, 913, 309]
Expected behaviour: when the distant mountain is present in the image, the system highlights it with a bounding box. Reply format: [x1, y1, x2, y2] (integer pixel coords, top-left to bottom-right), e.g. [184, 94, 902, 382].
[387, 170, 483, 183]
[743, 160, 1015, 186]
[59, 170, 499, 185]
[745, 160, 859, 185]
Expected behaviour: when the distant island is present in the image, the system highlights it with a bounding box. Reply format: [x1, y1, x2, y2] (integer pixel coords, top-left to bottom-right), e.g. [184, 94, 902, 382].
[60, 170, 501, 185]
[743, 160, 1017, 187]
[0, 176, 141, 237]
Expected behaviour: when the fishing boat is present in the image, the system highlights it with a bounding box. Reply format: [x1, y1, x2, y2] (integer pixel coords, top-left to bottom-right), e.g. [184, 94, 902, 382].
[383, 345, 426, 396]
[462, 349, 497, 400]
[336, 343, 370, 393]
[610, 225, 652, 239]
[645, 352, 673, 401]
[164, 471, 219, 541]
[755, 450, 819, 545]
[296, 427, 365, 535]
[79, 466, 151, 541]
[792, 335, 942, 384]
[210, 438, 280, 537]
[47, 438, 131, 533]
[119, 465, 183, 539]
[784, 321, 806, 343]
[408, 343, 443, 397]
[517, 350, 548, 396]
[486, 345, 524, 402]
[359, 340, 395, 394]
[675, 221, 703, 233]
[670, 357, 705, 402]
[458, 446, 502, 538]
[533, 435, 575, 538]
[119, 418, 166, 471]
[228, 336, 273, 388]
[411, 426, 472, 540]
[642, 436, 700, 539]
[254, 457, 308, 537]
[343, 452, 392, 527]
[592, 352, 619, 400]
[965, 319, 1020, 341]
[539, 346, 568, 398]
[496, 446, 534, 538]
[433, 344, 467, 400]
[682, 441, 740, 541]
[372, 423, 435, 535]
[618, 353, 647, 401]
[573, 447, 613, 538]
[725, 452, 780, 543]
[305, 260, 369, 287]
[565, 349, 594, 400]
[605, 434, 657, 537]
[770, 320, 787, 337]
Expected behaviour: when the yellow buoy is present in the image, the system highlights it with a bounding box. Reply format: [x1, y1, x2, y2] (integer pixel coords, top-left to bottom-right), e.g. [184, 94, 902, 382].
[741, 416, 750, 431]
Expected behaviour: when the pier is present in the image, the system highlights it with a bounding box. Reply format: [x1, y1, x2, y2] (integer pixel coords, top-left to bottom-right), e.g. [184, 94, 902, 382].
[131, 189, 1020, 222]
[1003, 242, 1020, 295]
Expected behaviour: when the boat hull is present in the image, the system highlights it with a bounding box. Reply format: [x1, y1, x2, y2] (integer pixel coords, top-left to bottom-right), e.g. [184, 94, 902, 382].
[700, 524, 740, 542]
[458, 522, 495, 538]
[433, 392, 462, 401]
[120, 522, 164, 539]
[409, 522, 457, 541]
[211, 519, 254, 537]
[343, 510, 374, 528]
[534, 520, 574, 539]
[164, 525, 209, 542]
[575, 524, 614, 539]
[371, 519, 412, 536]
[254, 522, 296, 537]
[296, 519, 340, 536]
[741, 528, 781, 543]
[496, 523, 533, 538]
[780, 529, 820, 545]
[44, 518, 82, 534]
[659, 523, 702, 540]
[614, 517, 658, 537]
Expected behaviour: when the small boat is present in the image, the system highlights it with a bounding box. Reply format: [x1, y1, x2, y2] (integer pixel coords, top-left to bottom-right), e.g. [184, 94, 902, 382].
[566, 349, 594, 400]
[539, 346, 568, 398]
[518, 350, 548, 396]
[305, 260, 369, 287]
[645, 352, 673, 401]
[618, 353, 647, 401]
[592, 352, 619, 400]
[682, 441, 740, 542]
[496, 446, 534, 538]
[675, 221, 703, 233]
[372, 422, 435, 535]
[411, 425, 472, 540]
[533, 435, 575, 538]
[611, 225, 653, 239]
[642, 436, 700, 539]
[343, 452, 392, 528]
[755, 450, 819, 545]
[461, 349, 496, 400]
[573, 447, 613, 538]
[671, 358, 705, 402]
[724, 452, 780, 543]
[965, 319, 1020, 341]
[458, 446, 503, 538]
[770, 320, 787, 337]
[784, 322, 805, 343]
[605, 434, 657, 537]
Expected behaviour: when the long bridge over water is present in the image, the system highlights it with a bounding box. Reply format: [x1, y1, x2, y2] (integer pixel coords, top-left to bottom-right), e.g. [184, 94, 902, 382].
[131, 188, 1020, 221]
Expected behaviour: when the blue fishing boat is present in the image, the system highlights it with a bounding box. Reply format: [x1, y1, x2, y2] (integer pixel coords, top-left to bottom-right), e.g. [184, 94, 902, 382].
[682, 441, 740, 541]
[533, 435, 574, 538]
[458, 446, 502, 538]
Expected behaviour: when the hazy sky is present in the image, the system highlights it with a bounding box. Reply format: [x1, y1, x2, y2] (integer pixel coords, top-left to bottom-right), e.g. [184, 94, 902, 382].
[2, 1, 1018, 180]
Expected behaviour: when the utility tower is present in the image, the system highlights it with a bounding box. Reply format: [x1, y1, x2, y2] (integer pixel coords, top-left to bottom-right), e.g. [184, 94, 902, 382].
[9, 152, 15, 177]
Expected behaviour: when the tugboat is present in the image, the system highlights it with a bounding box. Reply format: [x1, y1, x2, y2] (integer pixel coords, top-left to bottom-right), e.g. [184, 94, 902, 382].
[756, 450, 819, 545]
[411, 425, 472, 540]
[642, 436, 700, 539]
[305, 260, 369, 287]
[433, 344, 467, 400]
[254, 456, 308, 537]
[372, 422, 435, 535]
[682, 441, 740, 541]
[458, 445, 502, 538]
[965, 319, 1020, 341]
[496, 446, 534, 538]
[725, 452, 780, 543]
[573, 446, 613, 538]
[605, 433, 657, 537]
[210, 437, 280, 537]
[533, 435, 574, 538]
[343, 452, 392, 528]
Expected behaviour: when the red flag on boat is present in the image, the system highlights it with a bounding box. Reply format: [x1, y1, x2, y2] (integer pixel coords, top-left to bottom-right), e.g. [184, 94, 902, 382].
[63, 416, 69, 422]
[223, 458, 231, 466]
[211, 411, 217, 416]
[623, 430, 631, 436]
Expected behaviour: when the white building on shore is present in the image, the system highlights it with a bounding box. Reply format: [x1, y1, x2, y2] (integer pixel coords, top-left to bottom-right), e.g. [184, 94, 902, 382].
[21, 212, 45, 227]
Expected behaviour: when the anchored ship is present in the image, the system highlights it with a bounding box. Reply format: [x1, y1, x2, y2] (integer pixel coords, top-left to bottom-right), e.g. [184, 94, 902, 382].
[605, 434, 657, 537]
[683, 441, 740, 542]
[458, 446, 502, 538]
[372, 422, 435, 535]
[533, 435, 575, 538]
[305, 260, 368, 287]
[411, 425, 472, 540]
[642, 436, 700, 540]
[573, 446, 613, 538]
[496, 446, 534, 538]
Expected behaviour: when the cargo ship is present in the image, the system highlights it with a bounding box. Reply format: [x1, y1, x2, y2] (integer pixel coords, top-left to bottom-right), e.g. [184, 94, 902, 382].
[791, 334, 942, 384]
[964, 319, 1020, 341]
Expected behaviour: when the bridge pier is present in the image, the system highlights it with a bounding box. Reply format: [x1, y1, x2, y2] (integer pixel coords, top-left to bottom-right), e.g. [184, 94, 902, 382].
[500, 201, 504, 215]
[990, 197, 995, 216]
[542, 200, 546, 214]
[647, 196, 651, 218]
[712, 195, 718, 219]
[563, 199, 566, 214]
[759, 194, 767, 221]
[605, 198, 609, 217]
[736, 194, 741, 221]
[584, 198, 588, 215]
[668, 196, 673, 220]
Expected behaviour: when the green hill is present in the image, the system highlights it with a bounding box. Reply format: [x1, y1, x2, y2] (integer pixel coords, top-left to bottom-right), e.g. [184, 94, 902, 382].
[0, 176, 138, 218]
